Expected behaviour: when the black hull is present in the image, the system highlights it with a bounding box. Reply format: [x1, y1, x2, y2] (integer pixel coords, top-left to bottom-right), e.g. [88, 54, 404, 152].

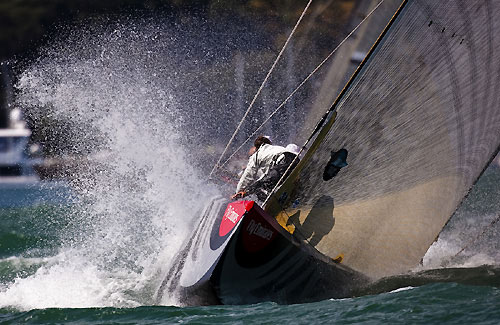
[157, 197, 368, 305]
[210, 203, 368, 305]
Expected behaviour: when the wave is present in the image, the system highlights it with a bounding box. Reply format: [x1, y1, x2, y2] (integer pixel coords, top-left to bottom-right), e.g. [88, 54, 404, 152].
[355, 264, 500, 297]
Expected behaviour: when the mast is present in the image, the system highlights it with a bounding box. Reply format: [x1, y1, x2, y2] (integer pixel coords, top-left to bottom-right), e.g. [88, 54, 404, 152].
[264, 0, 409, 213]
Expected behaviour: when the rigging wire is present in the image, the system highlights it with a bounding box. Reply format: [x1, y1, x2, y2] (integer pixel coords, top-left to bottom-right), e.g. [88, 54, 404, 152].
[208, 0, 314, 179]
[213, 0, 386, 175]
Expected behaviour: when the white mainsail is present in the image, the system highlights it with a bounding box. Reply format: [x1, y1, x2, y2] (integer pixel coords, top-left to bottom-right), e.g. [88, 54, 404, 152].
[266, 0, 500, 279]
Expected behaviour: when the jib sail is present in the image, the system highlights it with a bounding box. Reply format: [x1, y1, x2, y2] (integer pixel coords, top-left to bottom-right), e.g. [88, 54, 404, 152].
[265, 0, 500, 279]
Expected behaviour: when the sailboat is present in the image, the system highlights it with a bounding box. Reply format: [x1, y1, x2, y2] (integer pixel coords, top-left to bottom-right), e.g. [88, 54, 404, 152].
[157, 0, 500, 305]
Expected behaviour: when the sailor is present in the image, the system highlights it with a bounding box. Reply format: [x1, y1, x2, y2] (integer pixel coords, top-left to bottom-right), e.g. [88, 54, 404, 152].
[231, 136, 298, 200]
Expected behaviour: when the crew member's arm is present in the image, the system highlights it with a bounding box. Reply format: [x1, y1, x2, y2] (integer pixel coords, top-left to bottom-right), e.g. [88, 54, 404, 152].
[232, 155, 258, 198]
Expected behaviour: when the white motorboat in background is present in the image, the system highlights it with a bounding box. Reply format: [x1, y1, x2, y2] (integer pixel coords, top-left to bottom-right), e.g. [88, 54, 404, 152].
[0, 61, 71, 207]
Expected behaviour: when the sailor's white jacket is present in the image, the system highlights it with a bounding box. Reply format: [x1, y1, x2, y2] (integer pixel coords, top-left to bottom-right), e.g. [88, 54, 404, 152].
[236, 143, 288, 193]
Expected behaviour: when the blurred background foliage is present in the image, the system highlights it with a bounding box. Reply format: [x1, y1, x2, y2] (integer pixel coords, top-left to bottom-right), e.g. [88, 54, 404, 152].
[1, 0, 362, 161]
[0, 0, 358, 60]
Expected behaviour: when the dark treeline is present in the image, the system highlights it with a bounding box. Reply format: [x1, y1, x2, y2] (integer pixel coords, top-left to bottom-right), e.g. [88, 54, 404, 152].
[1, 0, 358, 60]
[1, 0, 361, 161]
[1, 0, 206, 59]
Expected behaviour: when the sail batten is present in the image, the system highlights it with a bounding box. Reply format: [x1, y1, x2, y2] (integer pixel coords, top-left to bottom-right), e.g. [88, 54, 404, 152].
[266, 0, 500, 278]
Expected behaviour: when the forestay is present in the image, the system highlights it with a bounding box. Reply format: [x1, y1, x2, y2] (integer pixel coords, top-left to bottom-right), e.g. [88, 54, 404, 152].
[265, 0, 500, 279]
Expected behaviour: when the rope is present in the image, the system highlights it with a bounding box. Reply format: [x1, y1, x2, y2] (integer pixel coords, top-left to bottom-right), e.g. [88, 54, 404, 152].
[208, 0, 314, 178]
[214, 0, 386, 174]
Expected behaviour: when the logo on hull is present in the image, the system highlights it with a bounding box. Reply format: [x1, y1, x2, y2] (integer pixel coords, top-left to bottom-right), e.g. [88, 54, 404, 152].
[225, 206, 240, 224]
[246, 219, 273, 240]
[219, 201, 251, 237]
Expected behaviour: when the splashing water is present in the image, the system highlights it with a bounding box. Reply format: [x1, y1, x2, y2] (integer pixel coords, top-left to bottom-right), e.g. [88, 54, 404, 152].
[421, 167, 500, 270]
[0, 18, 230, 310]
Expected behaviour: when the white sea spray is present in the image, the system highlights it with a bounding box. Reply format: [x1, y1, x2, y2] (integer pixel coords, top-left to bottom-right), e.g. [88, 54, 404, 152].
[0, 18, 228, 310]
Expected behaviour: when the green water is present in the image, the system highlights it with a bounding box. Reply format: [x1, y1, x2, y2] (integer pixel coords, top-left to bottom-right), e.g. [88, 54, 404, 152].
[1, 283, 499, 324]
[0, 167, 499, 324]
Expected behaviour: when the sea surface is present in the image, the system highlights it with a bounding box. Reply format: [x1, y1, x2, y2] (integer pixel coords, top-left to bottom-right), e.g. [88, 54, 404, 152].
[0, 283, 499, 324]
[0, 167, 499, 324]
